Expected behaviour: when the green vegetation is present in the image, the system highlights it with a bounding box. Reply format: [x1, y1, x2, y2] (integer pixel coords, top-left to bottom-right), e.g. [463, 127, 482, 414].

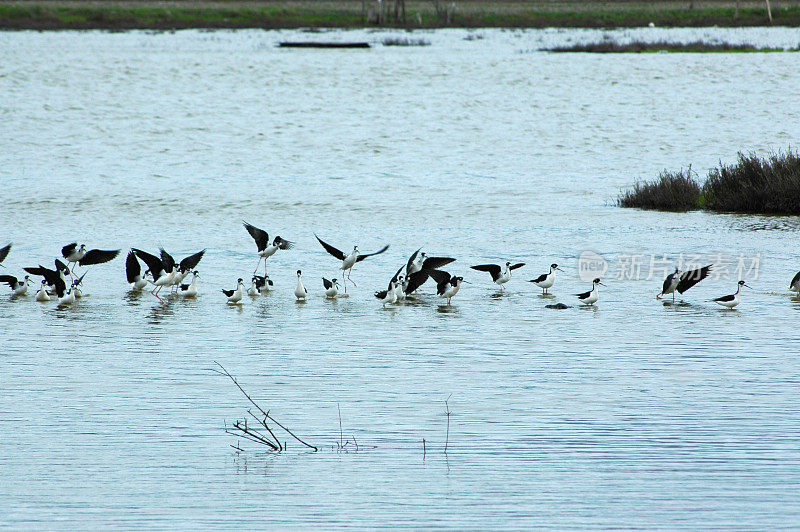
[618, 150, 800, 215]
[1, 1, 799, 30]
[546, 39, 799, 53]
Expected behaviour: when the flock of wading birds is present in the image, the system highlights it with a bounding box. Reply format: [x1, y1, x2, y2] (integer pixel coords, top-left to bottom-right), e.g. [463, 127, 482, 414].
[0, 222, 795, 310]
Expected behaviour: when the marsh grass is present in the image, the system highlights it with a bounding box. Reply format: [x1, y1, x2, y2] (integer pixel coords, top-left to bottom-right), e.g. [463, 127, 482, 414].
[381, 36, 430, 46]
[617, 168, 701, 211]
[546, 39, 798, 53]
[619, 150, 800, 215]
[703, 151, 800, 214]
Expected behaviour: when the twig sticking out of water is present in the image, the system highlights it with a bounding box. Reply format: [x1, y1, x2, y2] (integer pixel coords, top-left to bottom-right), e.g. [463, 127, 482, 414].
[444, 393, 452, 454]
[213, 361, 318, 452]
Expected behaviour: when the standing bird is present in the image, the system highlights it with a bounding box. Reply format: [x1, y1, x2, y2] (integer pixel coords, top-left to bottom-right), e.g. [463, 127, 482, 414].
[428, 269, 465, 305]
[0, 274, 30, 296]
[471, 261, 525, 291]
[657, 265, 712, 302]
[0, 242, 11, 267]
[713, 280, 751, 309]
[179, 271, 199, 297]
[528, 264, 564, 294]
[131, 248, 173, 302]
[322, 277, 339, 298]
[35, 279, 50, 302]
[294, 270, 308, 300]
[314, 234, 389, 291]
[54, 277, 75, 306]
[125, 251, 149, 290]
[374, 280, 397, 307]
[222, 278, 244, 304]
[576, 278, 605, 306]
[253, 274, 273, 294]
[247, 276, 261, 297]
[71, 272, 87, 298]
[243, 221, 294, 275]
[789, 271, 800, 296]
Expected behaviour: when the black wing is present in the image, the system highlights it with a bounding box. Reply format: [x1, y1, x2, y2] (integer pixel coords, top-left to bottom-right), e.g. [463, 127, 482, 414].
[79, 249, 120, 266]
[662, 272, 677, 294]
[509, 263, 525, 271]
[427, 269, 452, 294]
[404, 270, 430, 294]
[179, 249, 205, 271]
[790, 270, 800, 289]
[133, 248, 165, 278]
[243, 221, 269, 251]
[54, 277, 67, 298]
[180, 283, 190, 291]
[677, 265, 712, 294]
[125, 251, 141, 283]
[713, 293, 735, 302]
[322, 277, 333, 290]
[0, 243, 11, 264]
[576, 289, 592, 299]
[159, 249, 175, 272]
[55, 259, 69, 273]
[24, 265, 59, 286]
[422, 256, 456, 270]
[315, 235, 346, 261]
[273, 236, 294, 250]
[374, 289, 388, 299]
[222, 289, 234, 297]
[390, 264, 405, 285]
[0, 275, 17, 287]
[529, 273, 548, 284]
[405, 248, 421, 273]
[73, 272, 87, 286]
[471, 264, 501, 281]
[61, 243, 77, 258]
[356, 244, 389, 262]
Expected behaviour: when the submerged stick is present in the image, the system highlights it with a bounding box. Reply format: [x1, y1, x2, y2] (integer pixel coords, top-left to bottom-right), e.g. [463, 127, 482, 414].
[444, 394, 452, 454]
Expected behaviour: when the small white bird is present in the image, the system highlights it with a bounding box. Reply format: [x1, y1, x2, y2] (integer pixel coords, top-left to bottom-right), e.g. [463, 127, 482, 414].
[222, 278, 244, 304]
[375, 280, 397, 307]
[471, 261, 525, 291]
[394, 274, 406, 301]
[576, 278, 604, 306]
[322, 277, 339, 298]
[294, 270, 308, 300]
[35, 280, 50, 302]
[247, 276, 261, 297]
[179, 271, 199, 297]
[528, 263, 564, 294]
[428, 270, 465, 305]
[713, 280, 751, 309]
[0, 274, 30, 296]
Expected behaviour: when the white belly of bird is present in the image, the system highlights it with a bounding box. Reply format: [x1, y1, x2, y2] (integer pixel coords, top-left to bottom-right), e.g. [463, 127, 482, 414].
[181, 282, 198, 297]
[444, 284, 460, 299]
[247, 283, 260, 296]
[341, 254, 357, 271]
[580, 289, 598, 305]
[35, 288, 50, 302]
[295, 281, 307, 299]
[133, 277, 148, 290]
[325, 286, 338, 298]
[496, 272, 510, 285]
[59, 291, 75, 305]
[536, 274, 555, 289]
[13, 285, 27, 296]
[227, 289, 242, 303]
[715, 295, 739, 308]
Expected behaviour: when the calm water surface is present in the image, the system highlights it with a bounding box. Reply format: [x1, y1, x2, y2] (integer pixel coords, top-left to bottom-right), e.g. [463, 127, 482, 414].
[2, 27, 800, 528]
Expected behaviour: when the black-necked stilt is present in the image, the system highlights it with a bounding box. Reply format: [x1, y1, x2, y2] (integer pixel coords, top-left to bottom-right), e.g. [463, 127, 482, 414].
[322, 277, 339, 298]
[243, 221, 294, 275]
[0, 243, 11, 267]
[394, 274, 406, 301]
[0, 274, 30, 296]
[34, 279, 50, 302]
[62, 244, 120, 275]
[528, 263, 564, 294]
[576, 278, 604, 305]
[314, 234, 389, 291]
[712, 280, 750, 308]
[294, 270, 307, 300]
[789, 271, 800, 296]
[405, 249, 456, 276]
[132, 248, 173, 302]
[247, 276, 261, 297]
[157, 249, 204, 292]
[222, 278, 244, 304]
[125, 251, 149, 290]
[54, 276, 75, 306]
[375, 280, 397, 307]
[23, 260, 70, 292]
[428, 269, 465, 305]
[179, 271, 199, 297]
[176, 249, 205, 280]
[253, 274, 273, 294]
[657, 265, 712, 302]
[471, 261, 525, 291]
[71, 272, 87, 298]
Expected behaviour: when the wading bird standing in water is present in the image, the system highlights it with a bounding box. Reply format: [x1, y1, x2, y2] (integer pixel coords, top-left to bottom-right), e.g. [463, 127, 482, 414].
[657, 265, 712, 302]
[428, 269, 465, 306]
[471, 261, 525, 291]
[576, 278, 605, 306]
[243, 221, 294, 275]
[713, 280, 751, 309]
[528, 263, 564, 294]
[314, 234, 389, 292]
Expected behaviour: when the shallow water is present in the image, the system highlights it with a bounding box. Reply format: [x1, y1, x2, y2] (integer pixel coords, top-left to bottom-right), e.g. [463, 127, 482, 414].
[2, 27, 800, 528]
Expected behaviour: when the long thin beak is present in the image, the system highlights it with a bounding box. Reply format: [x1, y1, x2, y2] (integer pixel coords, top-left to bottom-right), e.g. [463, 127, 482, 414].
[462, 280, 471, 284]
[556, 267, 564, 272]
[743, 283, 752, 289]
[598, 282, 606, 287]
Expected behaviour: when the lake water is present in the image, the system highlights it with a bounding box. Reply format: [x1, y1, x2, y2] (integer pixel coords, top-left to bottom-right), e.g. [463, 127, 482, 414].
[2, 27, 800, 528]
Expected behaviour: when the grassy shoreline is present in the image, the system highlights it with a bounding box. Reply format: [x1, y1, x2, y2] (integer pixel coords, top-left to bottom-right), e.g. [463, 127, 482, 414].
[1, 1, 798, 30]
